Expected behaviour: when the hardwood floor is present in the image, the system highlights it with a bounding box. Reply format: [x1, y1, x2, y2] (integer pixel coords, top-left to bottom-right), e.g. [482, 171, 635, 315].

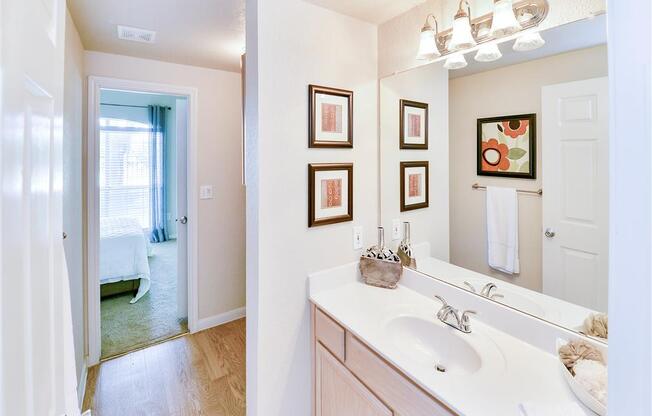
[83, 318, 245, 416]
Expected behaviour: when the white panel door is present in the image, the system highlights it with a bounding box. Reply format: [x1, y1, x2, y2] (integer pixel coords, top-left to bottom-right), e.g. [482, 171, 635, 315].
[176, 98, 188, 318]
[542, 77, 609, 311]
[1, 0, 80, 415]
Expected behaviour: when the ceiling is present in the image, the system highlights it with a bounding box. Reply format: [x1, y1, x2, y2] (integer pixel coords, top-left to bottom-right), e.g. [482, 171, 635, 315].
[303, 0, 426, 24]
[67, 0, 245, 72]
[449, 14, 607, 79]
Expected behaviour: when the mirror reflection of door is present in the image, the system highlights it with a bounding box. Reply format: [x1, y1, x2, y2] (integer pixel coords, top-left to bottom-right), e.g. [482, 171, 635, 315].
[542, 77, 609, 312]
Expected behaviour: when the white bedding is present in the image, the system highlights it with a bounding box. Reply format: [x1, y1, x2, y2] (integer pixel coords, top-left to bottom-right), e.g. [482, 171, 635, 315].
[100, 217, 151, 303]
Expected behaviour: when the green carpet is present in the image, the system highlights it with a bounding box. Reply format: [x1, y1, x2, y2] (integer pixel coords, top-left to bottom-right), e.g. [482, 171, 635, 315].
[101, 240, 188, 358]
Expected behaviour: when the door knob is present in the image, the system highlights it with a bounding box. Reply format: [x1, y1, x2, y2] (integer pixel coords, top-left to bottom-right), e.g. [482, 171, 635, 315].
[544, 228, 556, 238]
[178, 216, 188, 225]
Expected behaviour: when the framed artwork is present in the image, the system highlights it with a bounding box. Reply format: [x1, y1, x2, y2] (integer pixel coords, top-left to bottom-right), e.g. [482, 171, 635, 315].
[309, 85, 353, 148]
[400, 99, 428, 149]
[400, 161, 429, 212]
[308, 163, 353, 227]
[477, 113, 536, 179]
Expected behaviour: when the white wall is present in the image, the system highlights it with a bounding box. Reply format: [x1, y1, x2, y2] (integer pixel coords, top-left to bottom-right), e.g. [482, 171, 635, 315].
[380, 63, 449, 260]
[84, 52, 245, 322]
[63, 8, 86, 402]
[448, 45, 608, 291]
[607, 0, 652, 413]
[377, 0, 607, 77]
[246, 1, 378, 414]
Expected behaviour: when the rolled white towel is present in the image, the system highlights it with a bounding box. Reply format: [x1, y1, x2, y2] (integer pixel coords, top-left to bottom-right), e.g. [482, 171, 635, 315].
[518, 401, 588, 416]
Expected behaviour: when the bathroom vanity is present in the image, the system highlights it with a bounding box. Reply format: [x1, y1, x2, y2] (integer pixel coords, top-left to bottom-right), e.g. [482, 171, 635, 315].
[309, 263, 601, 415]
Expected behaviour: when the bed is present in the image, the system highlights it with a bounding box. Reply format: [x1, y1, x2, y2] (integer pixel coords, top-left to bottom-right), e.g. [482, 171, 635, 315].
[100, 217, 152, 303]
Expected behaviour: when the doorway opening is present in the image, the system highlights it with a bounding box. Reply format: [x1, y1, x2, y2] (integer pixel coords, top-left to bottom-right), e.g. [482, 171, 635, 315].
[96, 88, 189, 359]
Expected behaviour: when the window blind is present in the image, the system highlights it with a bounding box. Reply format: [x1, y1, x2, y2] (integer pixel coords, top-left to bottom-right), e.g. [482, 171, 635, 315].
[99, 117, 151, 229]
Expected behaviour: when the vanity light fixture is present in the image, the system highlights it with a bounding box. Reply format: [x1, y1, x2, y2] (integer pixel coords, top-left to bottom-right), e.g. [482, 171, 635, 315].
[489, 0, 522, 38]
[416, 14, 441, 60]
[444, 53, 468, 70]
[415, 0, 549, 68]
[448, 0, 476, 51]
[475, 42, 502, 62]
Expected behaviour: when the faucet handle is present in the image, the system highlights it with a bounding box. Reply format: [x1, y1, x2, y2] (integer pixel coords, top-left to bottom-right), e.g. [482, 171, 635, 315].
[462, 281, 476, 293]
[434, 295, 448, 308]
[461, 310, 476, 322]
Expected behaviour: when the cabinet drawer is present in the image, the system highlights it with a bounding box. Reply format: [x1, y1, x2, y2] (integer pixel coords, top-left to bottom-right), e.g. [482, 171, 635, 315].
[315, 308, 346, 361]
[345, 333, 456, 416]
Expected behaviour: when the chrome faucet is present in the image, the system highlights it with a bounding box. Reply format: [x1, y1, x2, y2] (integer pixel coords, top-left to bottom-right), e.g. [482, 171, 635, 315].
[463, 281, 504, 300]
[434, 295, 476, 333]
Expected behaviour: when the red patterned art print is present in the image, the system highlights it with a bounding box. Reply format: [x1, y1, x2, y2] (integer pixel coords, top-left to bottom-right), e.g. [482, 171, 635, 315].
[321, 103, 342, 133]
[321, 178, 342, 208]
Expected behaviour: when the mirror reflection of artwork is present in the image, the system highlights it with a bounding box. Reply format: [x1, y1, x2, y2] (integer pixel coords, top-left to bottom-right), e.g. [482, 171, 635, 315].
[308, 163, 353, 227]
[477, 114, 536, 179]
[400, 99, 428, 149]
[309, 85, 353, 148]
[400, 161, 429, 211]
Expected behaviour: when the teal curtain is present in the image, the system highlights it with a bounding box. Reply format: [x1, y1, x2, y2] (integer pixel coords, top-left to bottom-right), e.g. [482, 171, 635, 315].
[149, 105, 168, 243]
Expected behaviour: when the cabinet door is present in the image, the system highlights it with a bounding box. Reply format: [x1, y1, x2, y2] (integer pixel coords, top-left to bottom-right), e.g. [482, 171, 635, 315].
[316, 343, 392, 416]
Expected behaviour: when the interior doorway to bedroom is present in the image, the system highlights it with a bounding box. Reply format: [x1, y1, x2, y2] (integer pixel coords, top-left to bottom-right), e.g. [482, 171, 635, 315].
[97, 88, 189, 359]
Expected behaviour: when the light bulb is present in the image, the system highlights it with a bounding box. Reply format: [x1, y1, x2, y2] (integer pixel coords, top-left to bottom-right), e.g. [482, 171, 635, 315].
[475, 43, 502, 62]
[513, 32, 545, 51]
[449, 5, 476, 51]
[444, 53, 468, 70]
[490, 0, 522, 38]
[416, 27, 440, 60]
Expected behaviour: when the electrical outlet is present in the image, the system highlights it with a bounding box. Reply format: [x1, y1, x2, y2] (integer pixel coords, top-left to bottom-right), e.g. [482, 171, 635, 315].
[392, 219, 401, 240]
[353, 226, 363, 250]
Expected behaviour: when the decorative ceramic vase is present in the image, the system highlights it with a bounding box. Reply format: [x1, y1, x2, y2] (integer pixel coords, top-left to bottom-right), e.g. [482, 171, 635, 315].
[359, 227, 402, 289]
[397, 222, 417, 268]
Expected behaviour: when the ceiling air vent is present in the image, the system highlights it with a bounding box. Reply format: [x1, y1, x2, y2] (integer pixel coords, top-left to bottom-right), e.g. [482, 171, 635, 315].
[117, 25, 157, 44]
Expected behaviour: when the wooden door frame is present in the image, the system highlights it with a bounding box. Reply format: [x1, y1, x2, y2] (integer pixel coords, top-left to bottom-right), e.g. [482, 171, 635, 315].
[86, 76, 199, 366]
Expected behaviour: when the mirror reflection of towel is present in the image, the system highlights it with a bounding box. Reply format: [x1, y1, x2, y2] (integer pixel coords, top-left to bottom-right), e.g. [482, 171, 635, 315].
[486, 186, 520, 274]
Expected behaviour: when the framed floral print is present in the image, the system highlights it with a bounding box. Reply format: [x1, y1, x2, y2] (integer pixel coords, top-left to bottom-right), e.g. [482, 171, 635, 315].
[309, 85, 353, 148]
[477, 114, 536, 179]
[400, 99, 428, 149]
[400, 161, 429, 212]
[308, 163, 353, 227]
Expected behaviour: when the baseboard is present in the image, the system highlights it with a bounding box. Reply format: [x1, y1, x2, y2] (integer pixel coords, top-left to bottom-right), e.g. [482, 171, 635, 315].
[78, 361, 88, 407]
[193, 307, 246, 333]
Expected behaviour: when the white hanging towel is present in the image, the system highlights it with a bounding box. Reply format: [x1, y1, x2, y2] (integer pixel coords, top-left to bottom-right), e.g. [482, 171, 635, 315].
[486, 186, 520, 274]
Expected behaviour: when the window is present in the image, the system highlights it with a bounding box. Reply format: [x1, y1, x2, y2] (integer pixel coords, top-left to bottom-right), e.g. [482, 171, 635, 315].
[99, 117, 151, 229]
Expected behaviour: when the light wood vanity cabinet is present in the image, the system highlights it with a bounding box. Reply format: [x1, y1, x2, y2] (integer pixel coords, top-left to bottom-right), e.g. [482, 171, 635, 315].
[312, 306, 457, 416]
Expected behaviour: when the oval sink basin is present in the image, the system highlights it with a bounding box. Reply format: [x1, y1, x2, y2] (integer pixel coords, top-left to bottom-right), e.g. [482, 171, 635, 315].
[385, 316, 483, 376]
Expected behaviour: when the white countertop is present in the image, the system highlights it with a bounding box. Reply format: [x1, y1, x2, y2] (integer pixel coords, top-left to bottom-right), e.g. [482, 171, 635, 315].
[309, 263, 596, 416]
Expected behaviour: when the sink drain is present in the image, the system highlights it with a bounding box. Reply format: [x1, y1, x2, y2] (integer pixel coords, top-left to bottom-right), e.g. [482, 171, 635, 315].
[435, 364, 447, 373]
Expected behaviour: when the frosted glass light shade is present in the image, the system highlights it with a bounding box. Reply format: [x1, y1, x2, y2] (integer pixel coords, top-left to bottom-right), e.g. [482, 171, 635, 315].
[444, 53, 468, 70]
[449, 14, 476, 51]
[490, 0, 522, 38]
[417, 28, 440, 60]
[513, 32, 545, 51]
[475, 43, 502, 62]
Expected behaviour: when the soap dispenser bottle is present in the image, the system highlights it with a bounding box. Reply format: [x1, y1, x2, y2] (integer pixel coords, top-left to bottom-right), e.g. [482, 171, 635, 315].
[398, 222, 417, 268]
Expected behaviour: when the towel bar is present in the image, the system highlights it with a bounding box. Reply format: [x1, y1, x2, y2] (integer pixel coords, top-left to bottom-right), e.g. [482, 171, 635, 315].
[472, 183, 543, 196]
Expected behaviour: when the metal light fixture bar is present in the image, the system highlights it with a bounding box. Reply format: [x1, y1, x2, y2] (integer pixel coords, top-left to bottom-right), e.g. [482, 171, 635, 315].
[435, 0, 549, 57]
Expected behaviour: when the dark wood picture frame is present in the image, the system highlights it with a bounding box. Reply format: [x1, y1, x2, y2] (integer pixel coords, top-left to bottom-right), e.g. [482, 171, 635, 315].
[399, 99, 429, 150]
[308, 163, 354, 227]
[309, 85, 353, 148]
[400, 161, 429, 212]
[477, 113, 536, 179]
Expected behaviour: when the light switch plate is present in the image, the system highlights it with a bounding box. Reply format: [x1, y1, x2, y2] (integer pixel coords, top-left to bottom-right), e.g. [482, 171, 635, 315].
[353, 226, 363, 250]
[200, 185, 213, 200]
[392, 219, 401, 240]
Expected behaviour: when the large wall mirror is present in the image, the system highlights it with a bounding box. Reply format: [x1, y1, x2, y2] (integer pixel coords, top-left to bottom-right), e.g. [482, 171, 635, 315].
[380, 14, 609, 342]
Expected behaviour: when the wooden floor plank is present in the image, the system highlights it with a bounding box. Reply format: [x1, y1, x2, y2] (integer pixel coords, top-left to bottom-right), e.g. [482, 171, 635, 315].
[83, 318, 246, 416]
